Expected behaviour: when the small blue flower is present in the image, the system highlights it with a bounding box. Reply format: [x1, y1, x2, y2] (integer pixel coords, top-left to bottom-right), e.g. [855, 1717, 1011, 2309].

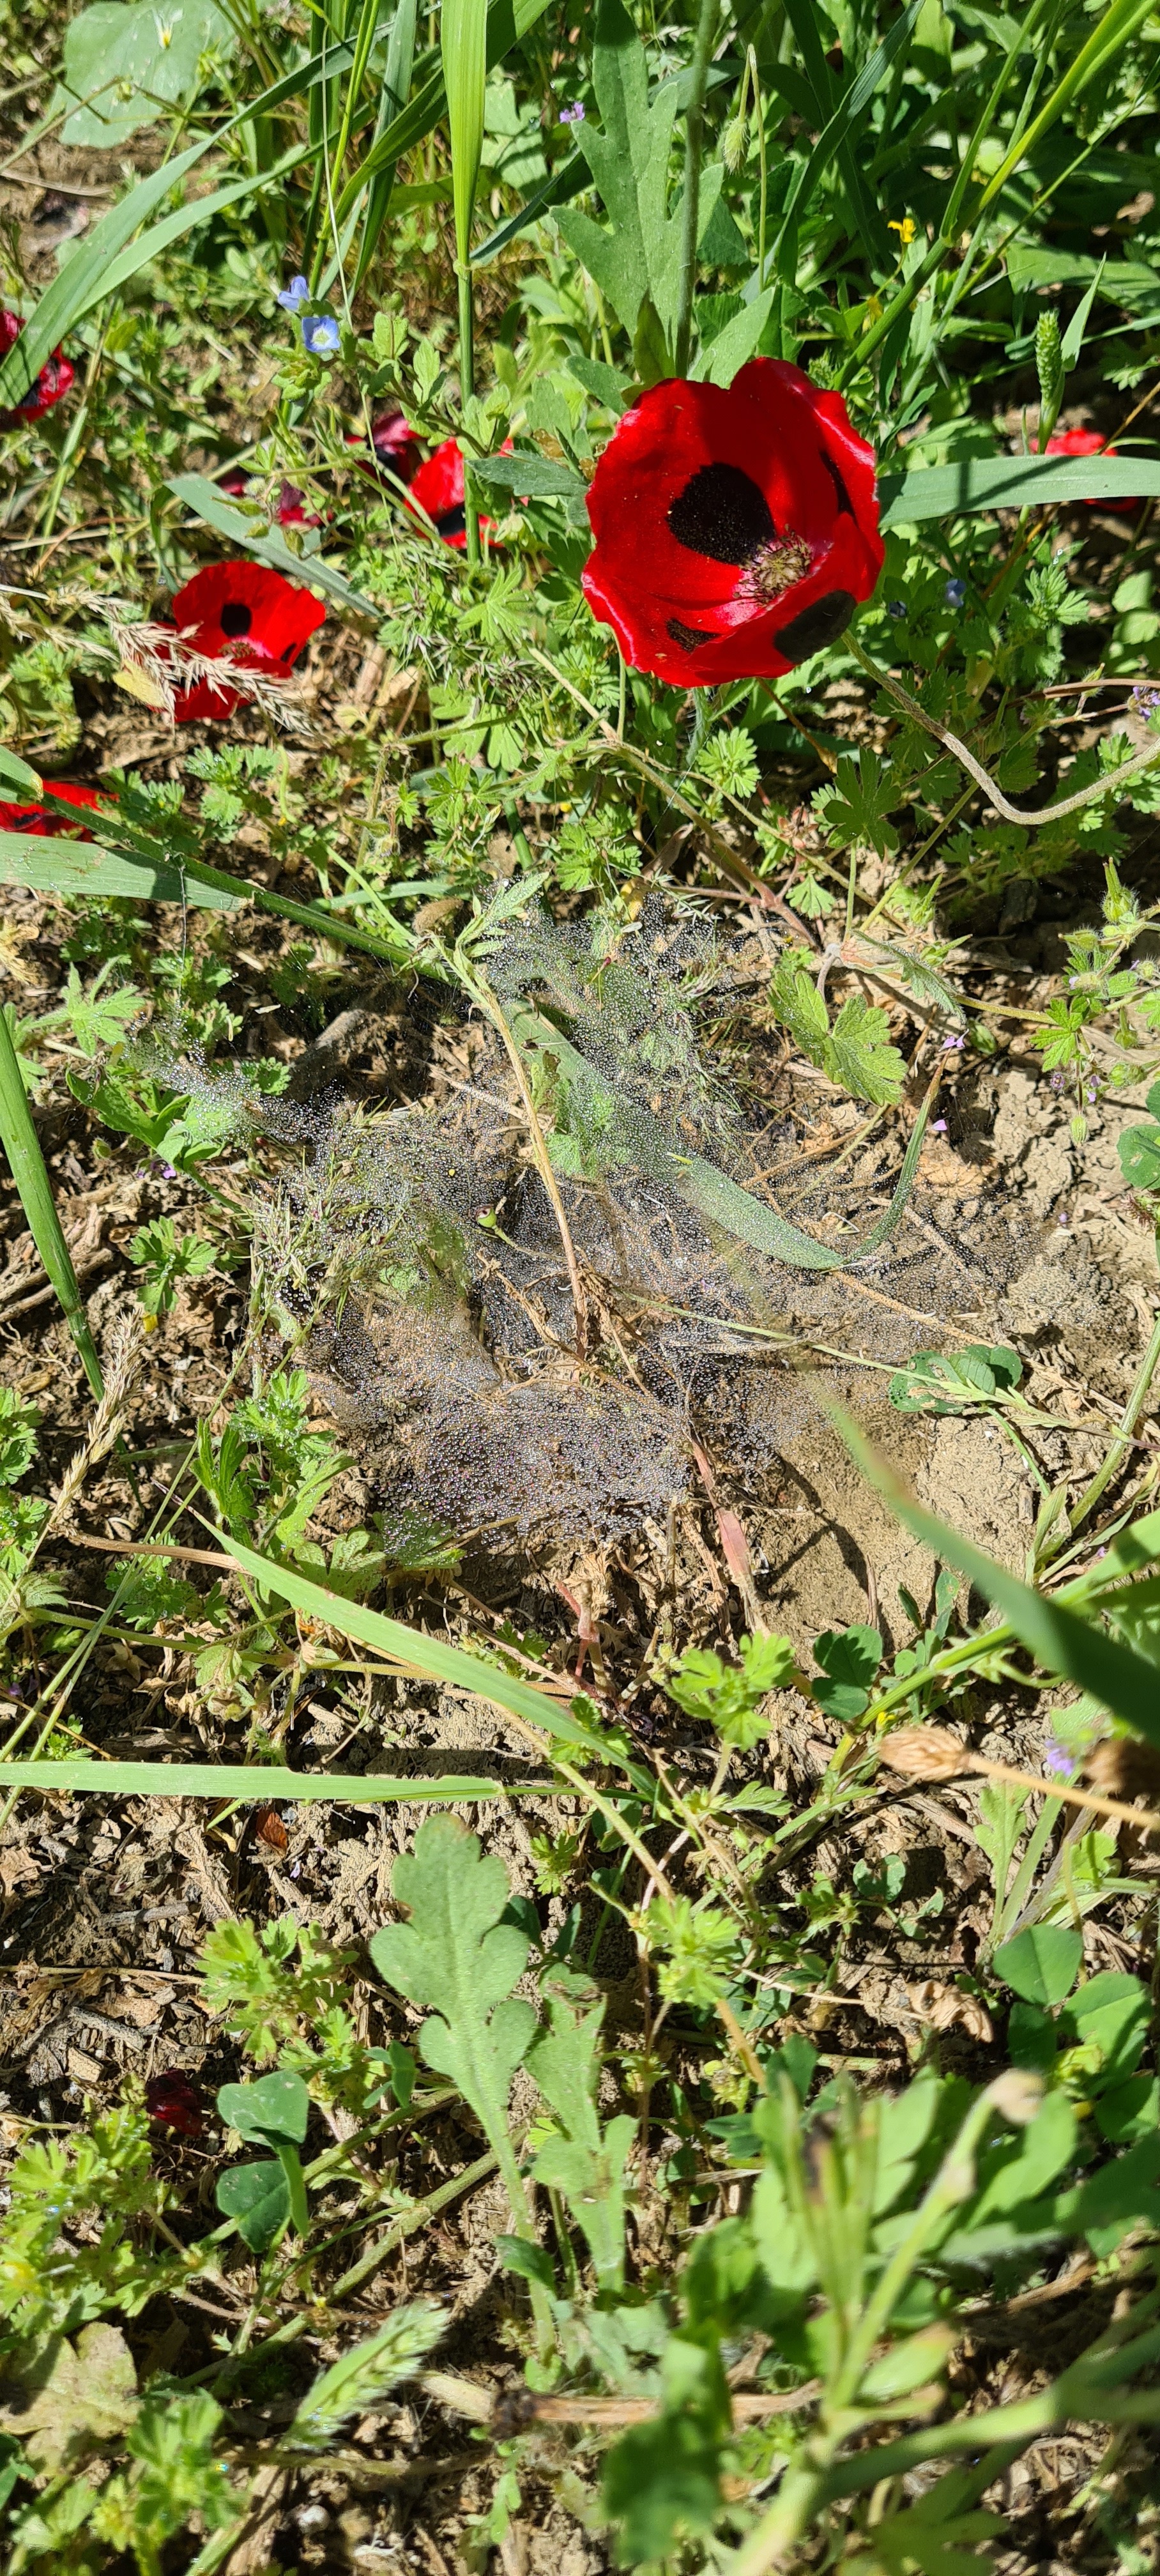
[944, 577, 966, 608]
[277, 274, 310, 312]
[302, 313, 341, 357]
[559, 100, 585, 123]
[887, 597, 907, 620]
[1042, 1738, 1078, 1781]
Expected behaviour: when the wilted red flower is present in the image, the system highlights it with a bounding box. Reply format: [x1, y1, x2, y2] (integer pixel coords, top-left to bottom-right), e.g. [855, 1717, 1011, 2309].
[1045, 424, 1136, 512]
[218, 466, 321, 526]
[582, 358, 884, 687]
[167, 560, 326, 721]
[0, 780, 102, 836]
[406, 436, 503, 549]
[145, 2070, 204, 2139]
[370, 408, 422, 482]
[0, 310, 75, 427]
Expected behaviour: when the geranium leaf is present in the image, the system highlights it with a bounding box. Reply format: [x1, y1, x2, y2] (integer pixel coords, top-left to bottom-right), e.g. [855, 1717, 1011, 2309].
[370, 1818, 538, 2156]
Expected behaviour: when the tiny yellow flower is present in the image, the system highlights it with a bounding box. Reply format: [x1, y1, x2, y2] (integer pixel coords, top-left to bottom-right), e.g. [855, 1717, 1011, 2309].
[864, 293, 883, 325]
[888, 216, 917, 246]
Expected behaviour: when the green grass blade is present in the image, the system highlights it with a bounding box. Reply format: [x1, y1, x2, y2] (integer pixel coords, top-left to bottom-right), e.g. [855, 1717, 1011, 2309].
[443, 0, 489, 272]
[0, 1007, 103, 1397]
[831, 1407, 1160, 1747]
[975, 0, 1157, 213]
[880, 452, 1160, 527]
[351, 0, 420, 292]
[167, 472, 381, 618]
[0, 829, 414, 969]
[0, 1761, 526, 1800]
[335, 0, 554, 224]
[220, 1534, 632, 1762]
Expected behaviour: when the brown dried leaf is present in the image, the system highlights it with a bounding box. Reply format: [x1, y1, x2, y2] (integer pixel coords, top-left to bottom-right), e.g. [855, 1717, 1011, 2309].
[879, 1726, 967, 1782]
[254, 1804, 289, 1853]
[907, 1980, 993, 2042]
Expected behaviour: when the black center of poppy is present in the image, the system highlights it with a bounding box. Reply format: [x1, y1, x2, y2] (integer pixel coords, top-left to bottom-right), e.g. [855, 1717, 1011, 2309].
[434, 505, 466, 540]
[775, 590, 856, 664]
[668, 463, 775, 565]
[220, 600, 252, 638]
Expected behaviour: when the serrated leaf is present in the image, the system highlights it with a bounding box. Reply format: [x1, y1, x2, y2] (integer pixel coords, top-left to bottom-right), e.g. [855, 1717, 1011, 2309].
[691, 284, 776, 386]
[0, 2326, 137, 2474]
[825, 994, 905, 1105]
[556, 0, 682, 342]
[528, 1979, 634, 2290]
[370, 1818, 538, 2149]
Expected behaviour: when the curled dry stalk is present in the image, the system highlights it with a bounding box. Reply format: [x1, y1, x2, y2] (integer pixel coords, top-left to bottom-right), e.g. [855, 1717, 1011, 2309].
[849, 634, 1160, 826]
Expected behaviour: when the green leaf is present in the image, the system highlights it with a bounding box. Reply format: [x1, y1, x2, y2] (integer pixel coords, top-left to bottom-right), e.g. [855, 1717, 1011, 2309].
[215, 2069, 310, 2147]
[664, 1632, 798, 1749]
[443, 0, 489, 268]
[821, 747, 899, 859]
[215, 2158, 290, 2253]
[994, 1926, 1083, 2007]
[1118, 1122, 1160, 1190]
[471, 450, 587, 503]
[879, 452, 1160, 530]
[0, 2326, 137, 2475]
[813, 1623, 883, 1723]
[528, 1979, 634, 2290]
[0, 750, 42, 795]
[690, 285, 776, 387]
[825, 993, 906, 1105]
[336, 0, 555, 218]
[52, 0, 235, 149]
[287, 2303, 445, 2448]
[602, 2336, 729, 2562]
[829, 1411, 1160, 1746]
[556, 0, 682, 344]
[370, 1817, 538, 2157]
[0, 827, 245, 910]
[0, 1758, 516, 1800]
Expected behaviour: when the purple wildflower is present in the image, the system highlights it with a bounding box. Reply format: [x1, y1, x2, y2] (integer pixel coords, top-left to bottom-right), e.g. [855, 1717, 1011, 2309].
[1042, 1738, 1078, 1780]
[941, 1032, 965, 1051]
[276, 275, 310, 313]
[559, 100, 586, 123]
[1049, 1070, 1065, 1091]
[931, 1117, 948, 1132]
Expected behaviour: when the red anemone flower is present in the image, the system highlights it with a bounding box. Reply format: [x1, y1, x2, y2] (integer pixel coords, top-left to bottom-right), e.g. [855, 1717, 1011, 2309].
[167, 559, 326, 722]
[406, 436, 501, 549]
[0, 780, 102, 836]
[0, 310, 75, 428]
[145, 2071, 204, 2139]
[1045, 425, 1136, 512]
[370, 408, 422, 482]
[582, 357, 884, 687]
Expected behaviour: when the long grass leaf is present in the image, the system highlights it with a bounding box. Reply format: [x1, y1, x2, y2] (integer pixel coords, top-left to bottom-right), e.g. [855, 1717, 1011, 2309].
[220, 1535, 636, 1764]
[832, 1407, 1160, 1746]
[0, 1761, 526, 1800]
[335, 0, 555, 222]
[0, 1009, 103, 1397]
[167, 472, 380, 617]
[0, 832, 414, 969]
[880, 451, 1160, 526]
[443, 0, 490, 271]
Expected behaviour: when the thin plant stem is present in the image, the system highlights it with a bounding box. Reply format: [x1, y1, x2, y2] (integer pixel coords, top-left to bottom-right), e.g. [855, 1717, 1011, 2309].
[674, 0, 719, 375]
[849, 635, 1160, 824]
[749, 45, 767, 293]
[1054, 1294, 1160, 1547]
[471, 970, 591, 1353]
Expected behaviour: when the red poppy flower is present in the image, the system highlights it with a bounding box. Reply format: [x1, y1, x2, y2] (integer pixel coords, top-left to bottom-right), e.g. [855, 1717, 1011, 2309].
[406, 436, 503, 549]
[0, 310, 75, 427]
[167, 560, 326, 721]
[1045, 425, 1136, 512]
[0, 780, 102, 836]
[146, 2070, 204, 2139]
[582, 358, 884, 687]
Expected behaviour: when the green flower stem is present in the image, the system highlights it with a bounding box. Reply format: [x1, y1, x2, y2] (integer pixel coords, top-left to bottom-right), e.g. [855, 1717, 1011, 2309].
[674, 0, 720, 376]
[1051, 1292, 1160, 1549]
[0, 1006, 102, 1398]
